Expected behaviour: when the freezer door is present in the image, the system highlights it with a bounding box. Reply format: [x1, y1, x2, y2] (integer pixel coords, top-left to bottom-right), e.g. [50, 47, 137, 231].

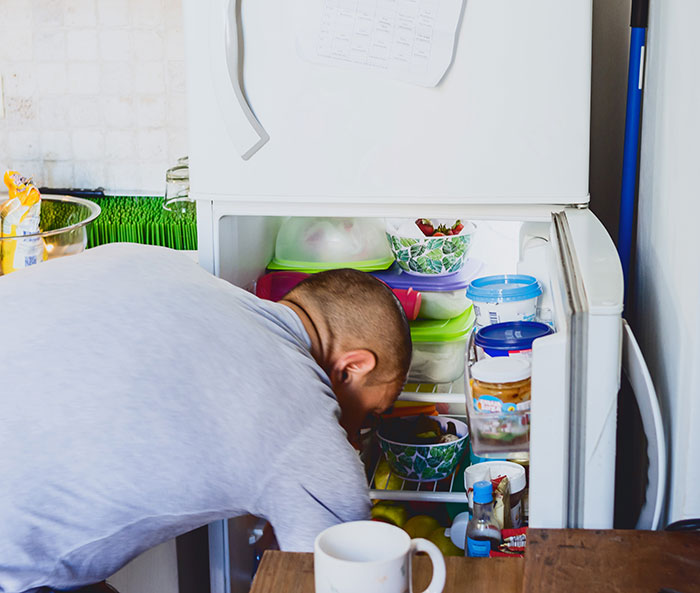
[545, 209, 624, 528]
[183, 0, 592, 206]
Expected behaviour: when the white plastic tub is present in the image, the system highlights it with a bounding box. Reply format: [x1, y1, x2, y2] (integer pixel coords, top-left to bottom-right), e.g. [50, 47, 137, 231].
[466, 275, 542, 328]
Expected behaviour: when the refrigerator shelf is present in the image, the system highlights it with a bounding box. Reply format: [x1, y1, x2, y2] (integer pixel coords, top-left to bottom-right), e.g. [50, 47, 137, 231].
[398, 377, 466, 405]
[365, 415, 469, 504]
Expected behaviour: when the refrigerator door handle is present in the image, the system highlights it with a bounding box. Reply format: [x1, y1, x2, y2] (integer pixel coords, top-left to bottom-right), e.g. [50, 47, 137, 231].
[622, 319, 666, 530]
[209, 0, 270, 160]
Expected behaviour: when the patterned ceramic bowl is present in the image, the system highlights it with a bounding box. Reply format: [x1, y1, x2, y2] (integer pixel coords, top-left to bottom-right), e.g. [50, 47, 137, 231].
[386, 220, 476, 276]
[378, 417, 469, 482]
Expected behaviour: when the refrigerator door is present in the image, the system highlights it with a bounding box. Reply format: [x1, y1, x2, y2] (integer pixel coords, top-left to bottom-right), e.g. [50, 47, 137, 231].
[183, 0, 592, 206]
[622, 320, 666, 530]
[532, 208, 624, 529]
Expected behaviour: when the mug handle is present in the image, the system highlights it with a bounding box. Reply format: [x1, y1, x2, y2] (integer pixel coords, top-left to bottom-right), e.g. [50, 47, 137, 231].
[409, 538, 446, 593]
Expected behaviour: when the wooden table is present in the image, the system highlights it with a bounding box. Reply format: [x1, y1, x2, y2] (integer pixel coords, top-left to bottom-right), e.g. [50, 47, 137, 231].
[249, 551, 523, 593]
[250, 529, 700, 593]
[523, 528, 700, 593]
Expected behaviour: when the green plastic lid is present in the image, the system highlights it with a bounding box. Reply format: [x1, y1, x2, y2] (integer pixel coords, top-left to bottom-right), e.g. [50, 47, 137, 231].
[410, 306, 475, 343]
[268, 255, 394, 274]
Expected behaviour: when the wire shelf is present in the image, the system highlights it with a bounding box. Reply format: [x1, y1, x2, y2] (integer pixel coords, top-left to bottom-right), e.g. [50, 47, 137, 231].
[398, 377, 467, 405]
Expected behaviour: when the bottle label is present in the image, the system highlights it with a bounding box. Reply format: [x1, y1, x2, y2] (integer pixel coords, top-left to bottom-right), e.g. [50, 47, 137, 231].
[467, 536, 491, 558]
[474, 395, 531, 414]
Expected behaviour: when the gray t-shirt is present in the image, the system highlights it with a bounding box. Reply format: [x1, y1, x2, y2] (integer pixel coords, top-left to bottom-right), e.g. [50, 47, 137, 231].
[0, 244, 370, 593]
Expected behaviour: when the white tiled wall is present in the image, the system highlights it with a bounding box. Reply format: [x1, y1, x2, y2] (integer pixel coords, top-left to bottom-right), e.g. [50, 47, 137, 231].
[0, 0, 188, 195]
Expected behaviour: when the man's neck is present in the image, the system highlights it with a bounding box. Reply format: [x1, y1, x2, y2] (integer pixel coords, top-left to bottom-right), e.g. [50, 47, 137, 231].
[279, 299, 326, 369]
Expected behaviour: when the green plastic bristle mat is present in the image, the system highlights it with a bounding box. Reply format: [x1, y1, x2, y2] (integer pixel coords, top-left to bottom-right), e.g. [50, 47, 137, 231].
[85, 196, 197, 250]
[40, 199, 87, 232]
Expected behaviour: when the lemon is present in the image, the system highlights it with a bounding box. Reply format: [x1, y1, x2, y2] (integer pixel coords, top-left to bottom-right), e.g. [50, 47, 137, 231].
[374, 459, 404, 490]
[428, 527, 463, 556]
[371, 501, 409, 527]
[403, 515, 441, 539]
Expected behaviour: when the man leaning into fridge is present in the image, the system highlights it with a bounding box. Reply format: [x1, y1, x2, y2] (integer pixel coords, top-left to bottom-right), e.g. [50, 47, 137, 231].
[0, 243, 412, 593]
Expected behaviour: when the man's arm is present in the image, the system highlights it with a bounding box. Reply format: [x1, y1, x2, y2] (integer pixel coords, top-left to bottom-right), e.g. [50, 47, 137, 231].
[256, 431, 371, 551]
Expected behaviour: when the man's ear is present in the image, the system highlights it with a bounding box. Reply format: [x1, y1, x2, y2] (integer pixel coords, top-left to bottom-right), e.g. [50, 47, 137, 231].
[330, 349, 377, 387]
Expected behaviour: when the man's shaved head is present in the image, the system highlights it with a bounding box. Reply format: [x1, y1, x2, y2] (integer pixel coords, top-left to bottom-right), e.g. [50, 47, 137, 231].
[284, 269, 412, 387]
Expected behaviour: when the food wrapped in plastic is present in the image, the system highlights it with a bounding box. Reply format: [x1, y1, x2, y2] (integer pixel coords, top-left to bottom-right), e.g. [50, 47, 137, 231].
[272, 217, 393, 271]
[1, 171, 46, 274]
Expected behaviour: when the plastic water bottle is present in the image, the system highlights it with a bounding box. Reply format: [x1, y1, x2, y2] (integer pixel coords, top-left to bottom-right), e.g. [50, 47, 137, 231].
[466, 480, 501, 557]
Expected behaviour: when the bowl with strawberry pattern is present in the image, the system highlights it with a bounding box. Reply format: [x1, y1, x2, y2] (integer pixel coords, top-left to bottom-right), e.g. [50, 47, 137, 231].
[386, 218, 476, 276]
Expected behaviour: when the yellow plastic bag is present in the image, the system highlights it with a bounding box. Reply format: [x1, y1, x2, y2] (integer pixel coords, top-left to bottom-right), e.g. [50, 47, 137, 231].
[1, 171, 47, 274]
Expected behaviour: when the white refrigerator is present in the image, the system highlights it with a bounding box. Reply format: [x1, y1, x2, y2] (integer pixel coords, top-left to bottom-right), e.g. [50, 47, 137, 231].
[181, 1, 665, 591]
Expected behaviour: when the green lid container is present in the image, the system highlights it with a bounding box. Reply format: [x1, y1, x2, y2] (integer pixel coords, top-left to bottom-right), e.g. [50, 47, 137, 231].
[267, 255, 394, 274]
[410, 306, 475, 343]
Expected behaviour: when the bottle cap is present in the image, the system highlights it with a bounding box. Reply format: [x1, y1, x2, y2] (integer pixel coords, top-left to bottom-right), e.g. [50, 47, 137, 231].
[473, 480, 493, 504]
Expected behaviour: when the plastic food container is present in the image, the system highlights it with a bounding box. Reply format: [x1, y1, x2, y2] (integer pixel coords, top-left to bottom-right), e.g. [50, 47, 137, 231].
[409, 307, 475, 383]
[464, 461, 527, 527]
[372, 259, 483, 320]
[466, 274, 542, 328]
[385, 218, 476, 276]
[466, 357, 531, 455]
[474, 321, 554, 360]
[255, 270, 422, 320]
[255, 271, 309, 301]
[270, 217, 394, 272]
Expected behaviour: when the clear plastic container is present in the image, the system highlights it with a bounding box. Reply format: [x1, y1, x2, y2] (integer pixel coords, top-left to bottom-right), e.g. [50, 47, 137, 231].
[409, 308, 475, 383]
[465, 355, 531, 455]
[270, 217, 393, 272]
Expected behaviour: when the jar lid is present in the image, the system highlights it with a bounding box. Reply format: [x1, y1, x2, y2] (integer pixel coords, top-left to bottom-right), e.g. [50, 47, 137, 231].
[471, 357, 531, 383]
[466, 274, 542, 303]
[464, 461, 527, 493]
[475, 321, 554, 351]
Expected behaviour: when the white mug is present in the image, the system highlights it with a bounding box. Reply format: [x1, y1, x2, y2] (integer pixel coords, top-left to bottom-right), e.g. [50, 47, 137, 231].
[314, 521, 446, 593]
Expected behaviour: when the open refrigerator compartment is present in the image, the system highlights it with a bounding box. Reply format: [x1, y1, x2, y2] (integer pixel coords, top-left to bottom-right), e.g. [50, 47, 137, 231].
[363, 414, 469, 504]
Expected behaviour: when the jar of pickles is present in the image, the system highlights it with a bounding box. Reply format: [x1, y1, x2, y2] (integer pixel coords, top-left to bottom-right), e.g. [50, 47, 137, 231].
[471, 357, 531, 413]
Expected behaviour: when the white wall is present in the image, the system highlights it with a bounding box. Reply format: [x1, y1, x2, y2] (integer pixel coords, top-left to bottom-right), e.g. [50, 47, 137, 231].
[635, 0, 700, 523]
[0, 0, 187, 194]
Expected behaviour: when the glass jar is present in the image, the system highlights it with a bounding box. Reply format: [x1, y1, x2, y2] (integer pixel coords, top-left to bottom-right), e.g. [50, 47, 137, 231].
[470, 357, 531, 414]
[164, 159, 191, 215]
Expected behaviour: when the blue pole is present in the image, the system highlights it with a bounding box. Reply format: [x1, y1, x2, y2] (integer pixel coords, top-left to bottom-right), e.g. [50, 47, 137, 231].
[618, 0, 649, 305]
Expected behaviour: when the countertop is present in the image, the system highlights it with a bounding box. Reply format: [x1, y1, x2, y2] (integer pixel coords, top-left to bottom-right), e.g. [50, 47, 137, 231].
[249, 529, 700, 593]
